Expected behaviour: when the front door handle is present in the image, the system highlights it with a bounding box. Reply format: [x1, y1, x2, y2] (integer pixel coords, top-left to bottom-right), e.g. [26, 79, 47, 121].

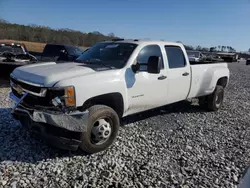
[182, 72, 189, 76]
[158, 75, 167, 80]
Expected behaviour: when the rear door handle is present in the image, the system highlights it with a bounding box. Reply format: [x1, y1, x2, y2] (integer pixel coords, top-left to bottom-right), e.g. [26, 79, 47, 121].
[158, 75, 167, 80]
[182, 72, 189, 76]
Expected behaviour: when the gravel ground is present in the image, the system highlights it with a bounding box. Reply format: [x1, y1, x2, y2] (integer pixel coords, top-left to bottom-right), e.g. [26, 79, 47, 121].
[0, 61, 250, 188]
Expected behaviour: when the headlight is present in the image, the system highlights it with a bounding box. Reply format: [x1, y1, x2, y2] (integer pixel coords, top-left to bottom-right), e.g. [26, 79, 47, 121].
[50, 86, 76, 107]
[64, 86, 76, 107]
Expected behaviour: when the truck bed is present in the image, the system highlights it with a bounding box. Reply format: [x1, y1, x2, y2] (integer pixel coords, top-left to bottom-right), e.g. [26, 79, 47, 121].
[188, 62, 229, 98]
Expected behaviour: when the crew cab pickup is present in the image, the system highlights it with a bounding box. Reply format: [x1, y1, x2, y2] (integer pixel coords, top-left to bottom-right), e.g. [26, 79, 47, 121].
[9, 39, 230, 153]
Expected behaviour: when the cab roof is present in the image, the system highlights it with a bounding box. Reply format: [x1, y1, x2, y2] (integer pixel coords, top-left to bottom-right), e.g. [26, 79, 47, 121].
[101, 39, 184, 47]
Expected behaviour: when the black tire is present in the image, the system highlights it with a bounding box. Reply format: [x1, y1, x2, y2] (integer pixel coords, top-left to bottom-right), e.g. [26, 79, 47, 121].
[207, 85, 224, 111]
[79, 105, 120, 154]
[199, 85, 224, 111]
[198, 95, 208, 109]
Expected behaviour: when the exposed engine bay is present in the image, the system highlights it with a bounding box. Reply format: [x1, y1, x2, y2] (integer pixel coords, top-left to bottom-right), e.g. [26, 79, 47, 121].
[0, 42, 38, 64]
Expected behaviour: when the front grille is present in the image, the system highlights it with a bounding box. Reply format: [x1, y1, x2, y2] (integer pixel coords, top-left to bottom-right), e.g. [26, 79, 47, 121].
[12, 88, 23, 98]
[23, 94, 51, 107]
[11, 88, 51, 107]
[10, 80, 67, 111]
[10, 77, 41, 94]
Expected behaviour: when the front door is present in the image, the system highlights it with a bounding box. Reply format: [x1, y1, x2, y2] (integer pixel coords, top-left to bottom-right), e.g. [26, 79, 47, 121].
[164, 45, 191, 104]
[126, 44, 168, 115]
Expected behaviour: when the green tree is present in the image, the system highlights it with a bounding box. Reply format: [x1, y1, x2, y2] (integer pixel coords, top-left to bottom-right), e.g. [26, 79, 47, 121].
[196, 45, 202, 51]
[210, 47, 217, 52]
[201, 47, 209, 52]
[0, 21, 117, 47]
[218, 45, 221, 52]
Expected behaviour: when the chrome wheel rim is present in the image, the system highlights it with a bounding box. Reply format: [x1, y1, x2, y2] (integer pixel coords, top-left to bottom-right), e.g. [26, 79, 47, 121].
[91, 118, 112, 145]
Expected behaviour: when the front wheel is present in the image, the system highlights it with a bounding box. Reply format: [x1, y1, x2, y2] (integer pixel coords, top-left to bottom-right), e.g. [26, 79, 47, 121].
[79, 105, 120, 154]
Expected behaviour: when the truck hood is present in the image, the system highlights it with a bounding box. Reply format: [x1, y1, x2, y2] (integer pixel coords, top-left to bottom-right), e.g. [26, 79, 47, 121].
[11, 62, 98, 86]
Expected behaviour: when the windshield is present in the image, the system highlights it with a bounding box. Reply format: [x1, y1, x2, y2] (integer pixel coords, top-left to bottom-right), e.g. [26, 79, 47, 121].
[187, 51, 200, 58]
[0, 46, 24, 54]
[75, 42, 138, 69]
[0, 46, 12, 53]
[65, 46, 84, 57]
[12, 46, 24, 54]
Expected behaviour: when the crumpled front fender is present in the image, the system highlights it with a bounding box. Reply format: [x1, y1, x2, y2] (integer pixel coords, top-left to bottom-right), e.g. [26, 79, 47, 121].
[32, 110, 89, 132]
[10, 91, 89, 132]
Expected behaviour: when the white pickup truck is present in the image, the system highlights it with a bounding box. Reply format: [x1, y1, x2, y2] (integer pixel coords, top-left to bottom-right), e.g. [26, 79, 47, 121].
[9, 39, 230, 153]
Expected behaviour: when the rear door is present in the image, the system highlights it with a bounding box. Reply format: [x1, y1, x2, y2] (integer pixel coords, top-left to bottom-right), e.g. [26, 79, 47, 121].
[164, 45, 191, 103]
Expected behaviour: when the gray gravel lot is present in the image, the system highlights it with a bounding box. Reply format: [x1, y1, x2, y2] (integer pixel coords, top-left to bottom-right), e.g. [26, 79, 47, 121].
[0, 62, 250, 188]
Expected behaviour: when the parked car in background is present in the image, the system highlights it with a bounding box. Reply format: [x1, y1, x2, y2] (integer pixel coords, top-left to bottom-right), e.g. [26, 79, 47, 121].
[216, 52, 238, 62]
[246, 58, 250, 65]
[0, 42, 37, 66]
[187, 50, 224, 63]
[187, 50, 204, 62]
[30, 44, 84, 62]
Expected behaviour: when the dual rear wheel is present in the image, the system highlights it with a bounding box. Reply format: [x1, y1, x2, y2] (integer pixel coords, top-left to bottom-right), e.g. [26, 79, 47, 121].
[199, 85, 224, 111]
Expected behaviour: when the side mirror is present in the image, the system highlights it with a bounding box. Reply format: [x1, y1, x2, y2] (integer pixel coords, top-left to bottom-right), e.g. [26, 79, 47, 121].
[60, 49, 67, 54]
[147, 56, 161, 74]
[131, 62, 140, 73]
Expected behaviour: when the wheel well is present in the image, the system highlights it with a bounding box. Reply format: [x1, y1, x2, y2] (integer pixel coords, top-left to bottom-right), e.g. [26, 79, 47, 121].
[217, 77, 228, 88]
[80, 93, 124, 118]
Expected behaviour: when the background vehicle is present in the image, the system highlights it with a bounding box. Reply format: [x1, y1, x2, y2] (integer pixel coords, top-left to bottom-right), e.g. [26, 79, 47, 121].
[216, 52, 238, 62]
[9, 39, 230, 154]
[0, 42, 38, 76]
[187, 50, 224, 63]
[187, 50, 204, 62]
[30, 44, 84, 62]
[246, 58, 250, 65]
[0, 42, 38, 65]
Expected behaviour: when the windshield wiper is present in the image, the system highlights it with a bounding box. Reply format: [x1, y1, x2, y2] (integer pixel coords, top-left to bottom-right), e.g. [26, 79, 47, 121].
[82, 59, 114, 69]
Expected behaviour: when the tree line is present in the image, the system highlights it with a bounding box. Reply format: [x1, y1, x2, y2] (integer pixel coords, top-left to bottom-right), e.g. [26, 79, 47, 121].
[183, 44, 236, 53]
[0, 19, 247, 54]
[0, 19, 117, 47]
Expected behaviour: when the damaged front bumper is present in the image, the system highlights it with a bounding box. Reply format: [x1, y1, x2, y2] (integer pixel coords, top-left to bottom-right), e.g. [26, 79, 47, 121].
[9, 92, 89, 150]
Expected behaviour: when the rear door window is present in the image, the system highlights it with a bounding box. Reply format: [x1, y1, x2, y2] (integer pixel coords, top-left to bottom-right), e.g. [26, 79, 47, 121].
[164, 46, 186, 69]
